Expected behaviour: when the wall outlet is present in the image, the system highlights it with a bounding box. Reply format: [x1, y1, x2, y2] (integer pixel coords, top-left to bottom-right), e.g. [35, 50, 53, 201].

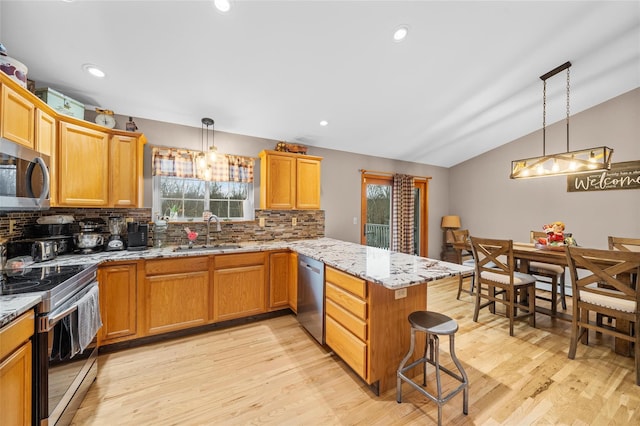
[394, 288, 407, 299]
[353, 216, 358, 225]
[259, 217, 265, 227]
[9, 219, 16, 234]
[292, 217, 297, 226]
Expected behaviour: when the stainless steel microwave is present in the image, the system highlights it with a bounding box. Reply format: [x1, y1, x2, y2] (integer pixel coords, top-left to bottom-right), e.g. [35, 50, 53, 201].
[0, 137, 50, 210]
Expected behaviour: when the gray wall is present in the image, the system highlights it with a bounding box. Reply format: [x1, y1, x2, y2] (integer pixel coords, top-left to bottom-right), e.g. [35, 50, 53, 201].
[449, 88, 640, 249]
[115, 115, 450, 259]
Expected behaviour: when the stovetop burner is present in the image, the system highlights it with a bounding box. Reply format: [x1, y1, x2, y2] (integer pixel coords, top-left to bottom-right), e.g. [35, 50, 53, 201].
[0, 264, 96, 306]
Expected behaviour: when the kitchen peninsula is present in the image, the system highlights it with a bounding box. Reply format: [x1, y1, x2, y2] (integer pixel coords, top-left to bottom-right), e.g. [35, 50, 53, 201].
[1, 238, 471, 394]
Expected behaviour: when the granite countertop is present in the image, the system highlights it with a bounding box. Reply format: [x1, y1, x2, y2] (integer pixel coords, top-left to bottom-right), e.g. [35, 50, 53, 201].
[1, 237, 472, 328]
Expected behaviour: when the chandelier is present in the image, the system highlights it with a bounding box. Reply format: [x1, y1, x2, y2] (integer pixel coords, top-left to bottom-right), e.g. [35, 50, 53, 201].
[197, 117, 217, 180]
[510, 61, 613, 179]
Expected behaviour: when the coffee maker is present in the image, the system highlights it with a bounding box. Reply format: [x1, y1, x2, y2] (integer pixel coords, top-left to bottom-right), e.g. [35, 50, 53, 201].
[127, 221, 148, 251]
[106, 216, 126, 251]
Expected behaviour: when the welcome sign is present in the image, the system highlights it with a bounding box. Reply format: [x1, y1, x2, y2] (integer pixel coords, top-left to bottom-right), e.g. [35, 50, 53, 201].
[567, 161, 640, 192]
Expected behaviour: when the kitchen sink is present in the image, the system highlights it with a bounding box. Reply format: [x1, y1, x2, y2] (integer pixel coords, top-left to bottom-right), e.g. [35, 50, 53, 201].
[172, 244, 243, 252]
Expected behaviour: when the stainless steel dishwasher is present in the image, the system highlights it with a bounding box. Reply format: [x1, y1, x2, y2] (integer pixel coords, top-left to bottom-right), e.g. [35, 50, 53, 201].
[297, 254, 325, 344]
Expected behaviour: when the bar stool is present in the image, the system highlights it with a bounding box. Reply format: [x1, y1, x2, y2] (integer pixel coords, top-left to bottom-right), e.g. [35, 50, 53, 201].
[397, 311, 469, 425]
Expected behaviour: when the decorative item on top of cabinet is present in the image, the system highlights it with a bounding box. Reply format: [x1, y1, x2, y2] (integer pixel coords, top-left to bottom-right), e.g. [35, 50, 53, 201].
[259, 149, 322, 210]
[0, 310, 34, 426]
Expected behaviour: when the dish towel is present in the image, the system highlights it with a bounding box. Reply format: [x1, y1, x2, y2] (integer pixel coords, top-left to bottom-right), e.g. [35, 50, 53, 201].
[77, 284, 103, 353]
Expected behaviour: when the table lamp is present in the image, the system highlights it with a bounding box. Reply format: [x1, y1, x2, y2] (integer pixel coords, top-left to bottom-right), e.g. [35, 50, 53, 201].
[441, 215, 461, 261]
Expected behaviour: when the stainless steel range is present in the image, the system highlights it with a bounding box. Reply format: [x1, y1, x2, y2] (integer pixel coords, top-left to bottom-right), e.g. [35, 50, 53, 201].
[1, 262, 100, 426]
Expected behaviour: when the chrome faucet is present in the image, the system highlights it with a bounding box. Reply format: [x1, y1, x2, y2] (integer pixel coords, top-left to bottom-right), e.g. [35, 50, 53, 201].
[206, 214, 221, 246]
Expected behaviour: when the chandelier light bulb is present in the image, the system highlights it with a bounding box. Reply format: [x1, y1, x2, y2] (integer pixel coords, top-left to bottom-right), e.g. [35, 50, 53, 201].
[552, 159, 560, 172]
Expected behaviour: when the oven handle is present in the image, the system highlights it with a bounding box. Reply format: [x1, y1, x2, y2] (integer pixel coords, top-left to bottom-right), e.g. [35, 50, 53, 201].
[38, 281, 99, 333]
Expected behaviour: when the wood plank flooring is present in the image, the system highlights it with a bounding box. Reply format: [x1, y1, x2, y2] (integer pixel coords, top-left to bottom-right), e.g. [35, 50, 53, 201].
[71, 278, 638, 425]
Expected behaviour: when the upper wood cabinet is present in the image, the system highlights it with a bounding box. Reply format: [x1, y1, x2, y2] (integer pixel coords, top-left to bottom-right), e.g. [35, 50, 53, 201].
[259, 150, 322, 210]
[0, 81, 35, 148]
[36, 108, 57, 204]
[110, 134, 144, 207]
[57, 121, 110, 206]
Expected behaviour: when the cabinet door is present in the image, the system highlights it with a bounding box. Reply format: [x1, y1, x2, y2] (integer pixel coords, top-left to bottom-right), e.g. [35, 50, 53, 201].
[99, 263, 138, 344]
[296, 157, 321, 209]
[269, 251, 289, 310]
[213, 264, 266, 322]
[36, 108, 57, 205]
[0, 83, 35, 148]
[288, 251, 298, 312]
[0, 342, 32, 426]
[261, 153, 296, 209]
[110, 135, 138, 207]
[144, 271, 209, 335]
[58, 121, 109, 206]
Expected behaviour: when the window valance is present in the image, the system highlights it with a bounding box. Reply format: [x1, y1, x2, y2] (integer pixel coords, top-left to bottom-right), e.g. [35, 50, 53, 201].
[151, 147, 255, 183]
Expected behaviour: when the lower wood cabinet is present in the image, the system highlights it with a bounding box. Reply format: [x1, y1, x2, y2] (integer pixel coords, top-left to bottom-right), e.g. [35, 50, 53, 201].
[213, 252, 267, 322]
[268, 251, 290, 311]
[0, 310, 34, 426]
[98, 261, 139, 345]
[144, 256, 210, 335]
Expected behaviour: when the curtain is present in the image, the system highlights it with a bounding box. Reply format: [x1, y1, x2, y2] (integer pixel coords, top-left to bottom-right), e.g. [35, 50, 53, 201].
[392, 173, 415, 254]
[152, 147, 255, 183]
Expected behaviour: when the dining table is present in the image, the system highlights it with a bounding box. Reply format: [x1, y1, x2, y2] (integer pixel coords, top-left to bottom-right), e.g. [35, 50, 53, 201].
[452, 240, 633, 357]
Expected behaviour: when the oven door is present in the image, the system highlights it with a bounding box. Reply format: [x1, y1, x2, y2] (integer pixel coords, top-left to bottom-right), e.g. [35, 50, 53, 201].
[38, 282, 100, 426]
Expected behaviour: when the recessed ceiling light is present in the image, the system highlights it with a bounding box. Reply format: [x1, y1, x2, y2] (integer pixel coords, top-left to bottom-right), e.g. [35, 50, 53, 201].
[214, 0, 232, 13]
[393, 25, 409, 42]
[320, 120, 329, 126]
[82, 64, 106, 78]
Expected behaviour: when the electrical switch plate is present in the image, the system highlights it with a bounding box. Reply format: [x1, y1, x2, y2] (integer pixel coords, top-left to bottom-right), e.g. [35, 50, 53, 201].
[394, 288, 407, 299]
[292, 217, 297, 226]
[259, 217, 265, 227]
[9, 219, 16, 234]
[353, 217, 357, 225]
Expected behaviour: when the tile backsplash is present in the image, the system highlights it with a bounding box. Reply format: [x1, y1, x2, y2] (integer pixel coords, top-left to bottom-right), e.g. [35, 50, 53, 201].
[0, 208, 325, 247]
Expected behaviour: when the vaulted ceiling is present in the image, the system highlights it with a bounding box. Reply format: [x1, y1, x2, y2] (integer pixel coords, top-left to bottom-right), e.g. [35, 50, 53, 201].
[1, 1, 638, 167]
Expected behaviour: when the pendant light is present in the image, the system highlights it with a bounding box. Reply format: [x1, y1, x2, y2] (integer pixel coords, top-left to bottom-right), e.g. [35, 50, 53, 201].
[510, 61, 613, 179]
[198, 117, 217, 180]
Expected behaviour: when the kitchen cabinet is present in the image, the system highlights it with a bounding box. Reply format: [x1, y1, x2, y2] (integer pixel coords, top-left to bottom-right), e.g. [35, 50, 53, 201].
[324, 265, 429, 394]
[98, 262, 139, 345]
[0, 79, 35, 149]
[213, 252, 267, 322]
[57, 120, 110, 206]
[268, 251, 290, 311]
[0, 310, 34, 426]
[288, 251, 298, 312]
[144, 257, 210, 336]
[259, 150, 322, 210]
[110, 134, 144, 207]
[36, 108, 57, 204]
[325, 266, 368, 379]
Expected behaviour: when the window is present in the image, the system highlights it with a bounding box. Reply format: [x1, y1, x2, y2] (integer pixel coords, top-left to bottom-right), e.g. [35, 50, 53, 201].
[151, 147, 255, 221]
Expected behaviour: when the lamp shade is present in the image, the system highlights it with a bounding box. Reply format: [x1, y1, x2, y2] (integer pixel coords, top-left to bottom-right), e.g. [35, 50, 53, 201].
[441, 215, 461, 229]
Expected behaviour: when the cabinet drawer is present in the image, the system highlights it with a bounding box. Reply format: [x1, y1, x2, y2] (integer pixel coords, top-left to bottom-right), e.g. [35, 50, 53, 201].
[0, 311, 34, 361]
[326, 267, 366, 298]
[214, 252, 265, 269]
[145, 256, 209, 275]
[326, 315, 367, 380]
[326, 299, 367, 341]
[326, 282, 367, 320]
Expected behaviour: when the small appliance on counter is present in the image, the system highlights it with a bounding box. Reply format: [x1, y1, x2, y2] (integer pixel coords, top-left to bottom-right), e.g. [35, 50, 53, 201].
[106, 216, 126, 251]
[73, 218, 105, 254]
[127, 221, 148, 251]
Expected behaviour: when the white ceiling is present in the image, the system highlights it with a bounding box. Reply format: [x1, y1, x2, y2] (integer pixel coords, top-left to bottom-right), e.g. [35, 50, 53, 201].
[1, 1, 638, 167]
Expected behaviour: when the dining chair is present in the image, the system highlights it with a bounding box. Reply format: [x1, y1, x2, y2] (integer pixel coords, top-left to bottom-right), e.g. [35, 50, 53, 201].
[564, 246, 640, 386]
[529, 230, 567, 316]
[453, 229, 475, 300]
[608, 236, 640, 252]
[469, 237, 537, 336]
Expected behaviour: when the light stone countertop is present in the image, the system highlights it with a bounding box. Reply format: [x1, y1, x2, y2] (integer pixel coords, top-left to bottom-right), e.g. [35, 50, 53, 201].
[1, 237, 472, 328]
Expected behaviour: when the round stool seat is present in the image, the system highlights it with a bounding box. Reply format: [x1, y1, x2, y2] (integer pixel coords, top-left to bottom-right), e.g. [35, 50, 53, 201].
[408, 311, 458, 335]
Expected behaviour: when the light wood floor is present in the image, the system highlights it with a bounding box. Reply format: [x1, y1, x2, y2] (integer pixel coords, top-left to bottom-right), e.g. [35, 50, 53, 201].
[71, 278, 638, 425]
